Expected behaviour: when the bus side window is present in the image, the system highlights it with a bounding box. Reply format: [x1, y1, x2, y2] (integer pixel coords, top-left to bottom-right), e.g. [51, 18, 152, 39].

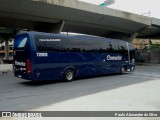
[107, 41, 118, 53]
[118, 42, 128, 54]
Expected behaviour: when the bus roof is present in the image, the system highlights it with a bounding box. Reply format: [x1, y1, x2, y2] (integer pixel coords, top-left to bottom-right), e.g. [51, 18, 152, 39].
[16, 31, 128, 43]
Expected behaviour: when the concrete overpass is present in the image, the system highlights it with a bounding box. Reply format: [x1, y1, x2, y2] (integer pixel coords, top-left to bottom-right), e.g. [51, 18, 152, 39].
[0, 0, 159, 41]
[138, 18, 160, 39]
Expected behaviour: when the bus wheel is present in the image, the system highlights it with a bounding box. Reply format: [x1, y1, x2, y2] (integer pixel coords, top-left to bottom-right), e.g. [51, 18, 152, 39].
[121, 66, 126, 75]
[64, 69, 75, 82]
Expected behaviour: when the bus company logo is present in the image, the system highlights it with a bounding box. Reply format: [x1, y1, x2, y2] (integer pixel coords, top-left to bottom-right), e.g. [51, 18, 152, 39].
[2, 112, 12, 117]
[107, 55, 122, 61]
[15, 61, 26, 67]
[1, 112, 42, 118]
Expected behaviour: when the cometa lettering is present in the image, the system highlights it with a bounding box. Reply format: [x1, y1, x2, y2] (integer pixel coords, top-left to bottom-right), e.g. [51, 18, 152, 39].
[15, 61, 26, 67]
[107, 55, 122, 61]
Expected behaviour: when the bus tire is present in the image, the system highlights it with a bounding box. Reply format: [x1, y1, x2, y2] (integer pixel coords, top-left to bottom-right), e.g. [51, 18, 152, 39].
[121, 66, 126, 75]
[64, 69, 75, 82]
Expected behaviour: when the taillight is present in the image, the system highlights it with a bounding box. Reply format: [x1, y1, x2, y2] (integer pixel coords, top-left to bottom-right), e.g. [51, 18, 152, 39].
[26, 59, 32, 73]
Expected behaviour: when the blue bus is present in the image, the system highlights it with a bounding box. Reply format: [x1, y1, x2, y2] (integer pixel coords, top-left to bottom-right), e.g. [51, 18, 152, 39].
[13, 31, 135, 81]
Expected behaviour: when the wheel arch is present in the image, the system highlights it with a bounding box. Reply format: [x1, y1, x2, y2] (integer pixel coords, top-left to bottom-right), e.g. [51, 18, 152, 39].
[63, 66, 76, 77]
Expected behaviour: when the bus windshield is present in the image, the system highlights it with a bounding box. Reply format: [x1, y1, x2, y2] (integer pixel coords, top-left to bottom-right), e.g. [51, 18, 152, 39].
[14, 34, 28, 50]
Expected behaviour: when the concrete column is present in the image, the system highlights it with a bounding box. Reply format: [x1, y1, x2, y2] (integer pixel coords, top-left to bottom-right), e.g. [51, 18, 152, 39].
[58, 20, 65, 33]
[128, 32, 138, 42]
[148, 39, 152, 49]
[4, 39, 9, 60]
[52, 20, 65, 33]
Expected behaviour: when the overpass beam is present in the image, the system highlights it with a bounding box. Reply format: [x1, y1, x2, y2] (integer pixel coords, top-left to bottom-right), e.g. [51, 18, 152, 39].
[105, 32, 138, 42]
[33, 21, 65, 34]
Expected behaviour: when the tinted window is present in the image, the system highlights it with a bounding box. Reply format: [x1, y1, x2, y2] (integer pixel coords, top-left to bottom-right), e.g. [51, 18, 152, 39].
[14, 34, 28, 50]
[35, 35, 63, 52]
[118, 42, 128, 54]
[35, 35, 128, 54]
[71, 37, 110, 53]
[110, 41, 119, 53]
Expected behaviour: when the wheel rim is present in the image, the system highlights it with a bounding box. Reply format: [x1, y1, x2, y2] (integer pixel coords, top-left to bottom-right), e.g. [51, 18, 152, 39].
[122, 67, 125, 73]
[66, 71, 73, 81]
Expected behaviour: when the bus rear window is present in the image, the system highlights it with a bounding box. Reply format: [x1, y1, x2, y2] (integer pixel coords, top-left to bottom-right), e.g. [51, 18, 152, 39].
[14, 34, 28, 50]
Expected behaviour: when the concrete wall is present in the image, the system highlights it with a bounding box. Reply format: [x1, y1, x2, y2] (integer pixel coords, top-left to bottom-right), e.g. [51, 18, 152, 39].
[136, 49, 160, 64]
[150, 51, 160, 64]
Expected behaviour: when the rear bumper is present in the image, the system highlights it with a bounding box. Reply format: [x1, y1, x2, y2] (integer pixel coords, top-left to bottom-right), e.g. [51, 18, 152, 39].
[14, 71, 32, 80]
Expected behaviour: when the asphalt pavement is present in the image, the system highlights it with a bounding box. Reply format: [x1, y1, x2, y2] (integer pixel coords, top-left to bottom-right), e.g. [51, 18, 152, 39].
[0, 65, 160, 120]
